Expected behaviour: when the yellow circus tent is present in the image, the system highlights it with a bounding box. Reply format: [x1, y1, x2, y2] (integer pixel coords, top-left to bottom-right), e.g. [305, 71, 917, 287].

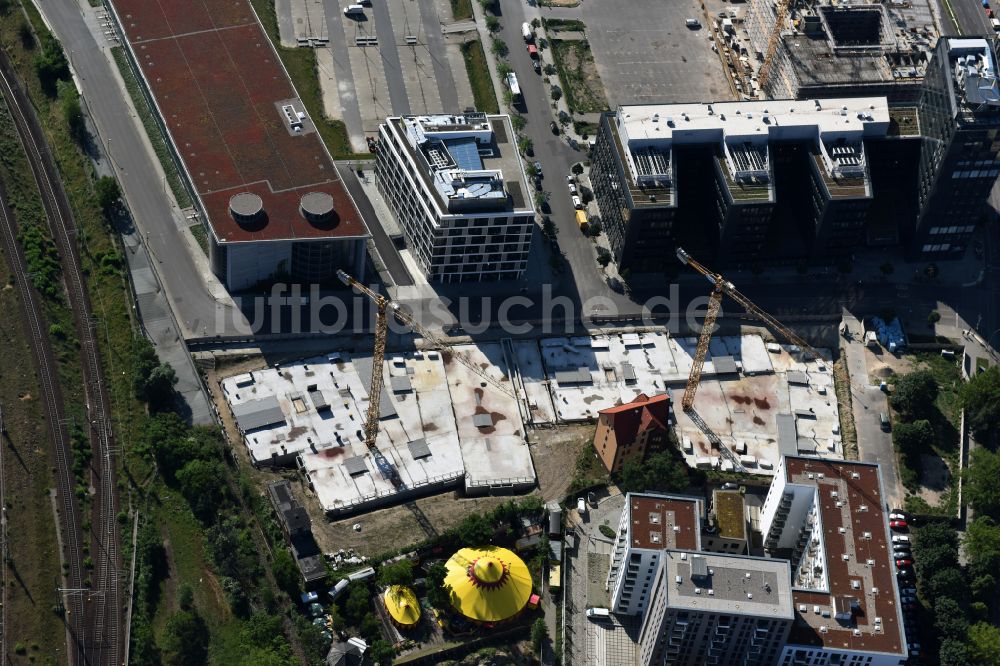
[383, 585, 421, 628]
[443, 546, 533, 623]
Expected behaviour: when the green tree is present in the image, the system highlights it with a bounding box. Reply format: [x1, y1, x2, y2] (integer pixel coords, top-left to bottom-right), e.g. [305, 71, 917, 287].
[425, 561, 450, 609]
[890, 370, 939, 419]
[968, 622, 1000, 666]
[964, 516, 1000, 579]
[491, 37, 508, 57]
[531, 617, 549, 651]
[145, 363, 179, 410]
[176, 459, 228, 520]
[596, 247, 612, 268]
[377, 560, 414, 587]
[572, 163, 584, 175]
[454, 512, 493, 545]
[939, 639, 971, 666]
[966, 448, 1000, 517]
[161, 610, 209, 666]
[95, 175, 121, 213]
[893, 419, 935, 457]
[370, 639, 395, 665]
[616, 450, 688, 494]
[925, 567, 967, 604]
[485, 14, 500, 32]
[342, 582, 371, 626]
[34, 37, 69, 96]
[272, 548, 300, 597]
[550, 85, 562, 101]
[497, 61, 512, 78]
[960, 366, 1000, 445]
[240, 613, 288, 653]
[511, 114, 526, 131]
[59, 82, 85, 144]
[934, 597, 969, 641]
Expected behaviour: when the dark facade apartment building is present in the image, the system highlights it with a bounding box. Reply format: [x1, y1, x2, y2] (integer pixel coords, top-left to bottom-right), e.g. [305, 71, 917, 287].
[591, 98, 888, 273]
[591, 37, 1000, 275]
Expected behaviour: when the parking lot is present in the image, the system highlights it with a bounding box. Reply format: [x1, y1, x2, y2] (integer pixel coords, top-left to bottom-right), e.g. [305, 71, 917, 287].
[576, 0, 733, 105]
[279, 0, 477, 151]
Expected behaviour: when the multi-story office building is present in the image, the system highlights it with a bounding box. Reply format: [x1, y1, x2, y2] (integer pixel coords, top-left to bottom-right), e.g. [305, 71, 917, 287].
[375, 113, 534, 283]
[762, 457, 909, 666]
[637, 551, 794, 666]
[606, 494, 702, 616]
[912, 37, 1000, 259]
[590, 99, 889, 274]
[593, 393, 672, 474]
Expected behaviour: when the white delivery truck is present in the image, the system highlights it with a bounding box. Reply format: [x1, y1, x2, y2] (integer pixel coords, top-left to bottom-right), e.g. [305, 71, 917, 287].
[344, 4, 365, 15]
[586, 608, 611, 620]
[522, 22, 534, 42]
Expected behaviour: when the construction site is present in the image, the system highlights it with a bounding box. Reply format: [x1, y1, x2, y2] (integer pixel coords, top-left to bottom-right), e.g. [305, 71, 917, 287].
[719, 0, 938, 102]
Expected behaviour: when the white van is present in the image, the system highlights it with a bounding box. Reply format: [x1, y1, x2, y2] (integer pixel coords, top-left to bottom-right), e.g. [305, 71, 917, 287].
[577, 497, 588, 516]
[892, 535, 910, 544]
[344, 4, 365, 15]
[586, 607, 610, 620]
[992, 17, 1000, 31]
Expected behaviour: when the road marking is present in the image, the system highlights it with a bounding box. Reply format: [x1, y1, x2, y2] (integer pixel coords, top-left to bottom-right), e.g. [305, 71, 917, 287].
[941, 0, 964, 34]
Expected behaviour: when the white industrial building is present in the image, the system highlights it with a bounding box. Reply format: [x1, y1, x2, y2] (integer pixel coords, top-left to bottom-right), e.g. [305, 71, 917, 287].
[374, 113, 535, 282]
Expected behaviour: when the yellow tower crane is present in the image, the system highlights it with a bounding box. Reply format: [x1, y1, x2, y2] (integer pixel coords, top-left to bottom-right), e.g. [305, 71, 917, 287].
[337, 270, 517, 483]
[675, 248, 820, 413]
[757, 0, 792, 91]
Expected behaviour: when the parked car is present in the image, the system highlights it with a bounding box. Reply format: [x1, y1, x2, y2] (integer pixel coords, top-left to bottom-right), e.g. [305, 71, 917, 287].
[572, 195, 583, 209]
[890, 519, 908, 530]
[892, 535, 911, 544]
[533, 59, 541, 73]
[896, 558, 913, 567]
[550, 121, 560, 135]
[898, 567, 915, 580]
[889, 510, 909, 521]
[569, 183, 578, 195]
[534, 161, 543, 175]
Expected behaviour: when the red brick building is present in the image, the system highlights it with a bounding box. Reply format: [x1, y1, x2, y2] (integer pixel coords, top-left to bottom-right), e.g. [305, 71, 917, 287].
[593, 393, 671, 473]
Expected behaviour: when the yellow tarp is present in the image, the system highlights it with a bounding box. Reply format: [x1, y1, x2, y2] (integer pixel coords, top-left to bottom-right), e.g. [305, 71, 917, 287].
[444, 546, 533, 623]
[383, 585, 421, 627]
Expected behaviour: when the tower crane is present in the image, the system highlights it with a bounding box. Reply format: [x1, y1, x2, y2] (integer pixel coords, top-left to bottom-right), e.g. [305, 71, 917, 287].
[757, 0, 792, 90]
[675, 248, 820, 412]
[336, 270, 517, 483]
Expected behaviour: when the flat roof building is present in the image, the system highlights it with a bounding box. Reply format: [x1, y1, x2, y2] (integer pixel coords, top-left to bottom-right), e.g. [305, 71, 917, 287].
[375, 113, 534, 283]
[637, 551, 794, 666]
[762, 457, 908, 665]
[912, 37, 1000, 260]
[107, 0, 369, 291]
[590, 98, 891, 273]
[606, 493, 702, 616]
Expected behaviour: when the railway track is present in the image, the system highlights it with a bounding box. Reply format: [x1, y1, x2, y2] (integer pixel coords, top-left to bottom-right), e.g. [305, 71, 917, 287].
[0, 51, 121, 665]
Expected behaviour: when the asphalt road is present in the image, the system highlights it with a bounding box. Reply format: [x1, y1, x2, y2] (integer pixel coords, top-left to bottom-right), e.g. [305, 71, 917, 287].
[497, 1, 615, 306]
[944, 0, 994, 35]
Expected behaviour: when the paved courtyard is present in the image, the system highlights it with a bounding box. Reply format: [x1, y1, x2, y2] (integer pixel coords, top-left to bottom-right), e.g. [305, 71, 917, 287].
[564, 492, 642, 666]
[579, 0, 733, 105]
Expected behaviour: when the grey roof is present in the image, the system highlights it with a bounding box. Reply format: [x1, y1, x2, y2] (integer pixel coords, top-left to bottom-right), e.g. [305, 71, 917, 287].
[268, 480, 311, 535]
[691, 554, 709, 578]
[233, 396, 285, 432]
[554, 367, 593, 385]
[296, 553, 327, 583]
[665, 551, 793, 618]
[344, 455, 369, 476]
[309, 389, 329, 411]
[621, 362, 637, 382]
[354, 355, 398, 420]
[408, 438, 431, 459]
[389, 376, 412, 393]
[712, 355, 738, 375]
[472, 413, 494, 428]
[776, 413, 798, 457]
[326, 638, 369, 666]
[787, 370, 809, 385]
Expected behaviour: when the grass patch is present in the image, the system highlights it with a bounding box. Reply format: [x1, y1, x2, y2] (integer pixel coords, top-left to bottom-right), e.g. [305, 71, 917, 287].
[249, 0, 368, 159]
[189, 223, 208, 257]
[110, 47, 192, 209]
[833, 356, 858, 459]
[567, 446, 607, 495]
[550, 39, 607, 114]
[450, 0, 473, 21]
[542, 18, 586, 32]
[461, 40, 499, 114]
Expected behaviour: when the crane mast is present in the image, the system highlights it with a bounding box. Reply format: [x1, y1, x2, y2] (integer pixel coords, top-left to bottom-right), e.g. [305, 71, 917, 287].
[337, 270, 517, 484]
[675, 247, 819, 412]
[758, 0, 792, 90]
